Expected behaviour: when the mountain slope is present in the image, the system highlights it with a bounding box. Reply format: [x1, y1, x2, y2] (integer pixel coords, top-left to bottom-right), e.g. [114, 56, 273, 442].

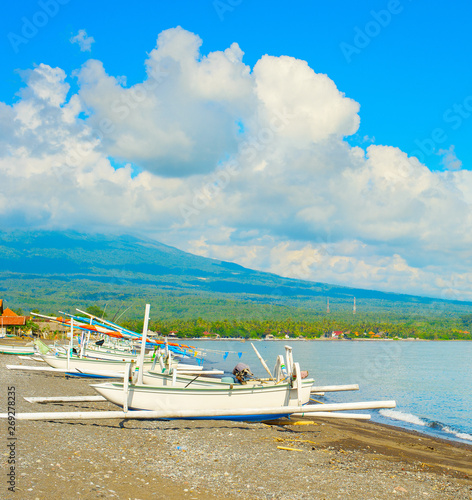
[0, 230, 468, 319]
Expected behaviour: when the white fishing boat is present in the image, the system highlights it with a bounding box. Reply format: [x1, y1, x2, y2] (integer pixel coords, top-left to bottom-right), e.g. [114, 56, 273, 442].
[0, 344, 36, 355]
[32, 310, 204, 364]
[36, 336, 156, 362]
[93, 335, 314, 418]
[40, 350, 203, 375]
[82, 346, 200, 370]
[40, 352, 156, 372]
[93, 379, 312, 414]
[141, 346, 302, 389]
[82, 346, 153, 361]
[92, 362, 313, 418]
[33, 316, 202, 377]
[1, 305, 397, 423]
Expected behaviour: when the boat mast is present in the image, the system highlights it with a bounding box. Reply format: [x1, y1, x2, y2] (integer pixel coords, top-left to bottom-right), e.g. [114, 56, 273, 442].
[137, 304, 151, 385]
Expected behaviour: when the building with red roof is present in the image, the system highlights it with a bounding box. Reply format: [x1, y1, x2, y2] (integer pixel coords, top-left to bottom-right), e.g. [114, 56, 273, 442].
[202, 330, 220, 339]
[0, 299, 28, 334]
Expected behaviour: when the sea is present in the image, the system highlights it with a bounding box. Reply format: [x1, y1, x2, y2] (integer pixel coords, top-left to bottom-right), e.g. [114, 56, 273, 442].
[188, 339, 472, 445]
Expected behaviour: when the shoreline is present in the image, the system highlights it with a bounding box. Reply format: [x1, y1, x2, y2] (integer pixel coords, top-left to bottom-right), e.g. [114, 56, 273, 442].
[187, 337, 472, 342]
[2, 338, 471, 448]
[1, 352, 472, 499]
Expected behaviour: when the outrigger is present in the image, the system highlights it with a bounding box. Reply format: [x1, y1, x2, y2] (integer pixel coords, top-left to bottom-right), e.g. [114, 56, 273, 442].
[1, 304, 396, 423]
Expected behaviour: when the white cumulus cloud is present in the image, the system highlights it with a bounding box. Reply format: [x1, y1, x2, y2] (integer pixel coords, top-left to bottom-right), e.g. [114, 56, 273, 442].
[1, 27, 472, 301]
[70, 29, 95, 52]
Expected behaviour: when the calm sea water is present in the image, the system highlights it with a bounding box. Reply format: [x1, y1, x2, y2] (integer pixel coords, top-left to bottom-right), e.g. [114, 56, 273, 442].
[188, 339, 472, 444]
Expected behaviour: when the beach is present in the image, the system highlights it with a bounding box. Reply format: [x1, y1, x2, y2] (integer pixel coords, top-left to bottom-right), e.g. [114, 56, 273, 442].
[1, 350, 471, 500]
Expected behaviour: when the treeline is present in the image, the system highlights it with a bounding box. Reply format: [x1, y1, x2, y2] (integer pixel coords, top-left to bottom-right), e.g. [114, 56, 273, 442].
[118, 314, 472, 341]
[6, 279, 472, 340]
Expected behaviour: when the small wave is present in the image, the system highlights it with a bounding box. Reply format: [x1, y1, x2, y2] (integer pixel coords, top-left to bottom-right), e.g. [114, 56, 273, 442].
[379, 409, 472, 442]
[442, 426, 472, 442]
[379, 409, 426, 427]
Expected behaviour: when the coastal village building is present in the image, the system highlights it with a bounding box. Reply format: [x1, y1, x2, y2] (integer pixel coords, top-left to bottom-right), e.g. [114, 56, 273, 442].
[32, 318, 69, 336]
[0, 299, 28, 335]
[202, 331, 220, 339]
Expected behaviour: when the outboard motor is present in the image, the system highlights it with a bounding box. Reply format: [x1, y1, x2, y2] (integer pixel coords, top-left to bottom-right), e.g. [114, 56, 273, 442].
[232, 362, 253, 384]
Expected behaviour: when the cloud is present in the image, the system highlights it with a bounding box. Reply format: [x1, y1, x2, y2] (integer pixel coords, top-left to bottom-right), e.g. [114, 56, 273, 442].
[75, 27, 254, 177]
[438, 145, 462, 170]
[70, 29, 95, 52]
[252, 55, 360, 145]
[1, 27, 472, 301]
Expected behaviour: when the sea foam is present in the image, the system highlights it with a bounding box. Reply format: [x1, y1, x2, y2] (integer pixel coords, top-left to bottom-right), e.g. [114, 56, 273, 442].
[379, 409, 472, 442]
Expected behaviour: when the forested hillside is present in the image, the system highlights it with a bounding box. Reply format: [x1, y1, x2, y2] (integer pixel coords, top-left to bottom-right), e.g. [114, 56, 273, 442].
[1, 231, 471, 339]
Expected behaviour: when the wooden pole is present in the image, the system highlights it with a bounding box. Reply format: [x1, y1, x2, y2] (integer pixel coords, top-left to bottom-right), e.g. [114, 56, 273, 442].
[24, 396, 107, 403]
[79, 331, 85, 358]
[7, 365, 69, 372]
[67, 318, 75, 371]
[293, 362, 302, 406]
[123, 363, 131, 412]
[76, 308, 139, 340]
[136, 304, 151, 385]
[0, 400, 396, 421]
[7, 364, 127, 378]
[284, 345, 293, 378]
[251, 342, 275, 380]
[310, 384, 359, 393]
[291, 412, 371, 420]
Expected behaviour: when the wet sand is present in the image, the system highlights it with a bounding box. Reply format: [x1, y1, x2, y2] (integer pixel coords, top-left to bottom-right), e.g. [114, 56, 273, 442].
[1, 348, 471, 499]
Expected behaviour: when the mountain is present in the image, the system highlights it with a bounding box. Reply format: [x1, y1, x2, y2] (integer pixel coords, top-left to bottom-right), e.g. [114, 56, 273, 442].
[0, 230, 469, 320]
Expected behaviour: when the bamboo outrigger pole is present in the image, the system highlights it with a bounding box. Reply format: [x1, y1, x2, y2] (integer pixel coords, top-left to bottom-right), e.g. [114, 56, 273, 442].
[251, 343, 275, 380]
[0, 400, 396, 421]
[310, 384, 359, 393]
[137, 304, 151, 385]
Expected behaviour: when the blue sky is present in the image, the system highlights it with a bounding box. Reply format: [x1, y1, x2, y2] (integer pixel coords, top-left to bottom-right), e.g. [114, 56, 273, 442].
[1, 0, 472, 300]
[3, 1, 471, 170]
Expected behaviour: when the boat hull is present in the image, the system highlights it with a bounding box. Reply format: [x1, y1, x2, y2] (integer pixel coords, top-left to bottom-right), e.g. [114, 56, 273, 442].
[41, 354, 154, 372]
[41, 354, 202, 374]
[0, 345, 36, 355]
[92, 379, 313, 413]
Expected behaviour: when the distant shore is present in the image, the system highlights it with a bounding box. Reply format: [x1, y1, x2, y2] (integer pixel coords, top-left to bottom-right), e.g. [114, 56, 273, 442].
[5, 336, 470, 348]
[183, 337, 470, 341]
